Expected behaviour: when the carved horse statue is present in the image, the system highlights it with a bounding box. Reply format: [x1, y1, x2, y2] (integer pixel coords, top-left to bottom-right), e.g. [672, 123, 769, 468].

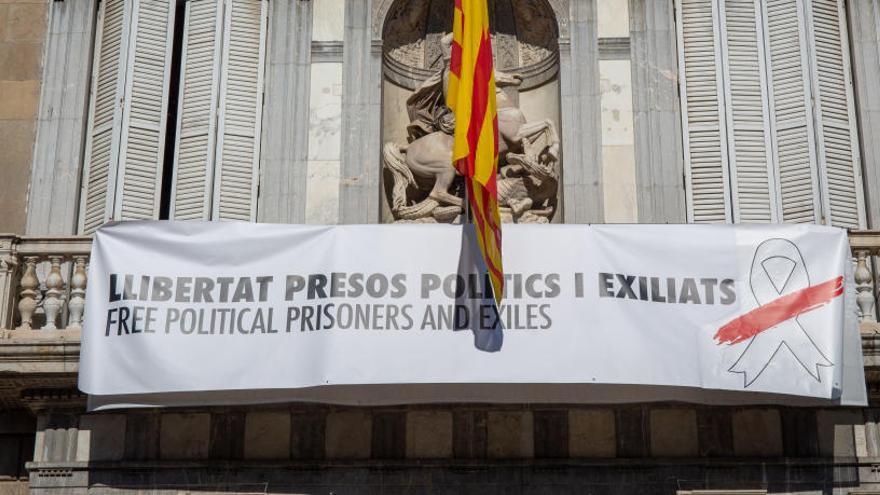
[383, 65, 560, 223]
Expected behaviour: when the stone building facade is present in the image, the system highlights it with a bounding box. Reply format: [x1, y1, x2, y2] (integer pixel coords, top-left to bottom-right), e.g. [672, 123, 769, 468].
[1, 0, 880, 493]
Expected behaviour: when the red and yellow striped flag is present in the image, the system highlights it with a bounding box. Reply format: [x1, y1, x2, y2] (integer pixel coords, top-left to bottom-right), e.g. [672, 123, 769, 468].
[447, 0, 503, 304]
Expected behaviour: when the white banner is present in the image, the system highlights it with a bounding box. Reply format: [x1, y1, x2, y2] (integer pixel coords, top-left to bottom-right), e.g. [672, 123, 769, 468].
[78, 221, 866, 409]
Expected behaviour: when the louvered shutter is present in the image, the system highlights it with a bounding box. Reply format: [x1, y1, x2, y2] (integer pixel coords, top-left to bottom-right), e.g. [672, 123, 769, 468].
[677, 0, 732, 223]
[763, 0, 822, 224]
[213, 0, 268, 220]
[80, 0, 126, 234]
[677, 0, 867, 226]
[79, 0, 175, 234]
[719, 0, 778, 222]
[170, 0, 224, 220]
[804, 0, 867, 228]
[170, 0, 267, 221]
[117, 0, 175, 220]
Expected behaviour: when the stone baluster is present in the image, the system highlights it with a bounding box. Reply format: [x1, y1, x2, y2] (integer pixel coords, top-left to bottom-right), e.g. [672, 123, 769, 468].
[42, 256, 65, 330]
[67, 256, 87, 330]
[16, 257, 39, 330]
[856, 251, 877, 323]
[0, 252, 18, 330]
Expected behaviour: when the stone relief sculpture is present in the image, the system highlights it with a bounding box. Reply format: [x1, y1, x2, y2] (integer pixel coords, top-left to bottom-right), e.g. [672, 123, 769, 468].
[381, 0, 560, 91]
[382, 34, 560, 224]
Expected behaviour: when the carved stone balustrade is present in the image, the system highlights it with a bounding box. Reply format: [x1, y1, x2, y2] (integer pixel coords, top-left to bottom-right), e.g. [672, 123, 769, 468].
[0, 231, 873, 409]
[0, 231, 877, 331]
[0, 235, 92, 332]
[850, 230, 880, 327]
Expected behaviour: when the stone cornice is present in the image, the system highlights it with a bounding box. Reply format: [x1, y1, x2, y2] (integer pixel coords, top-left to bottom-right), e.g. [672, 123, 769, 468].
[0, 330, 81, 410]
[849, 230, 880, 251]
[0, 329, 81, 374]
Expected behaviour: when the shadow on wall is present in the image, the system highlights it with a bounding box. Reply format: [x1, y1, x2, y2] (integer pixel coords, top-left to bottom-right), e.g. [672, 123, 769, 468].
[0, 411, 34, 487]
[21, 404, 875, 493]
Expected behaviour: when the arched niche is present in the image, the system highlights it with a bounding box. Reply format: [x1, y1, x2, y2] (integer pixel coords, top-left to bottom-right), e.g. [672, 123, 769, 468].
[378, 0, 565, 224]
[371, 0, 570, 41]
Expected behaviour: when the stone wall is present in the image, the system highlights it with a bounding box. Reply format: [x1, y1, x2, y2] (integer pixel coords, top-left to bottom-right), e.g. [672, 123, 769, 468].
[0, 482, 27, 495]
[24, 403, 879, 494]
[0, 0, 46, 234]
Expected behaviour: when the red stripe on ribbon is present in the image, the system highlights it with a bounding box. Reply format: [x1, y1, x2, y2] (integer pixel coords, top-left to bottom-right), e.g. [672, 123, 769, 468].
[714, 276, 844, 346]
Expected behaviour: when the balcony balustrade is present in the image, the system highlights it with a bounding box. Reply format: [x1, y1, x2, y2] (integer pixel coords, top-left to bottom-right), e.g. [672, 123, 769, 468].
[0, 235, 92, 333]
[0, 230, 875, 410]
[0, 231, 877, 333]
[852, 230, 880, 327]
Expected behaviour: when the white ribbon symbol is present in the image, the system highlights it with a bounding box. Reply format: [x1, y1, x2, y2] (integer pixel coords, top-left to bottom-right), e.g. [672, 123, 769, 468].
[728, 239, 833, 387]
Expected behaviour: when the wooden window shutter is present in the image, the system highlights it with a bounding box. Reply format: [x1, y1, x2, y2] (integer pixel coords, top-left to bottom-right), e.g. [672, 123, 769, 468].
[170, 0, 225, 220]
[719, 0, 779, 223]
[79, 0, 175, 234]
[171, 0, 267, 221]
[212, 0, 268, 221]
[804, 0, 866, 228]
[117, 0, 176, 221]
[677, 0, 867, 226]
[677, 0, 733, 223]
[80, 0, 126, 234]
[762, 0, 822, 224]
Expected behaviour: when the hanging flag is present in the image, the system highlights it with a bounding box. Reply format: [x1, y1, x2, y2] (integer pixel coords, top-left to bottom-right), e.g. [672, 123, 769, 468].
[447, 0, 504, 304]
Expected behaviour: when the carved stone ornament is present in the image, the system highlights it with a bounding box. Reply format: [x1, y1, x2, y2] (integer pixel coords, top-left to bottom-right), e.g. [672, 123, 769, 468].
[382, 0, 560, 91]
[382, 35, 560, 224]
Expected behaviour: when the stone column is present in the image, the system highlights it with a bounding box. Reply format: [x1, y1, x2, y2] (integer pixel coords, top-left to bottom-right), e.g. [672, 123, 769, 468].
[560, 0, 604, 223]
[26, 0, 97, 235]
[848, 0, 880, 230]
[847, 0, 880, 296]
[629, 0, 685, 223]
[257, 0, 314, 224]
[27, 393, 88, 494]
[339, 0, 382, 224]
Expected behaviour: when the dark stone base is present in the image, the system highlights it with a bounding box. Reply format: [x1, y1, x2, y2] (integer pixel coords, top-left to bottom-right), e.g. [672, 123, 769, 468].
[28, 458, 870, 495]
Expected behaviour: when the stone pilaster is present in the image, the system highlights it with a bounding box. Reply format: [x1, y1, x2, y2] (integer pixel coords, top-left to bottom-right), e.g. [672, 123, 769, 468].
[243, 410, 290, 459]
[731, 409, 783, 457]
[848, 0, 880, 230]
[629, 0, 685, 223]
[26, 0, 97, 235]
[25, 391, 88, 495]
[339, 0, 382, 224]
[257, 0, 313, 224]
[569, 408, 615, 457]
[405, 410, 453, 459]
[0, 235, 17, 329]
[649, 407, 698, 457]
[325, 410, 371, 459]
[486, 410, 533, 459]
[560, 0, 604, 223]
[159, 413, 210, 460]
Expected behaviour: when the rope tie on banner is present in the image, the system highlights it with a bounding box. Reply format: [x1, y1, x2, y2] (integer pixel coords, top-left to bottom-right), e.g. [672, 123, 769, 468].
[714, 238, 841, 387]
